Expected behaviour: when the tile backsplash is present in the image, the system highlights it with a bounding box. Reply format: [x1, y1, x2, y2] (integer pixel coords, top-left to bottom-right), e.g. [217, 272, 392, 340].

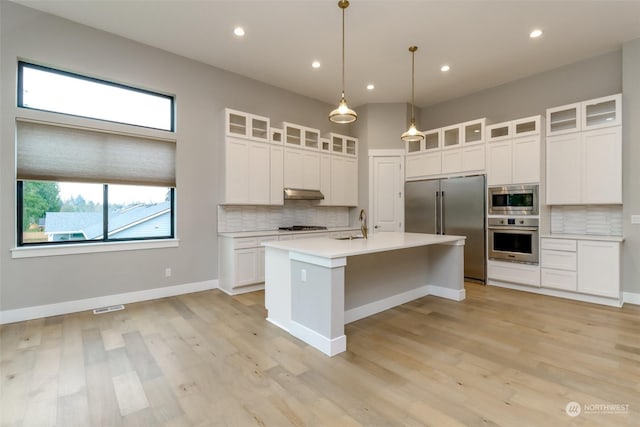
[218, 201, 350, 232]
[551, 205, 623, 236]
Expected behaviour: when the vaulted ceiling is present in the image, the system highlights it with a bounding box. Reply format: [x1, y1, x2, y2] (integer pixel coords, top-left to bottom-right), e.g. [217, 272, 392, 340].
[13, 0, 640, 108]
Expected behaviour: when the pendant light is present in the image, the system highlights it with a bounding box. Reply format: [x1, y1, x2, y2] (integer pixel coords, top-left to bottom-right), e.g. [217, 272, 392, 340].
[329, 0, 357, 124]
[401, 46, 424, 142]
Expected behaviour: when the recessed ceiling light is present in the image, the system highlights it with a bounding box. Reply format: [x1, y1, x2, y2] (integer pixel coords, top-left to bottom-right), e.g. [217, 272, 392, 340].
[312, 61, 321, 68]
[530, 29, 543, 38]
[366, 84, 375, 90]
[233, 27, 245, 37]
[441, 65, 450, 72]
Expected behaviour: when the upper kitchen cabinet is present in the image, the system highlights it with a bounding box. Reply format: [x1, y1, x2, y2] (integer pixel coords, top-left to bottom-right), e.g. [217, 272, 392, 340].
[270, 128, 283, 145]
[462, 118, 486, 145]
[442, 124, 461, 149]
[487, 115, 542, 186]
[546, 94, 621, 136]
[283, 122, 322, 151]
[546, 122, 622, 205]
[223, 136, 272, 205]
[225, 108, 270, 142]
[325, 133, 358, 157]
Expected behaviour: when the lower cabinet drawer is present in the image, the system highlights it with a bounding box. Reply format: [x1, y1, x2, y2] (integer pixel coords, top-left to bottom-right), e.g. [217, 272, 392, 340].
[541, 268, 577, 291]
[541, 249, 576, 271]
[487, 261, 540, 287]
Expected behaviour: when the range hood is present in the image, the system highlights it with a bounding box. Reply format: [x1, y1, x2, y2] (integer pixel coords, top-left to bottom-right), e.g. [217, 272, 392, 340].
[283, 188, 325, 200]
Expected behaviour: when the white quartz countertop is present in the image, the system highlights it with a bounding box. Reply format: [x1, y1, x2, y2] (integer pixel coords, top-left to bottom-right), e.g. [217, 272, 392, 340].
[541, 234, 625, 243]
[262, 232, 465, 259]
[219, 227, 360, 238]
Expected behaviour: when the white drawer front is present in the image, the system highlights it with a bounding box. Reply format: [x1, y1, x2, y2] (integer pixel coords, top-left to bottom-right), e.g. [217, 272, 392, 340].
[487, 261, 540, 287]
[541, 238, 576, 252]
[257, 236, 279, 245]
[233, 238, 259, 249]
[541, 268, 577, 291]
[541, 249, 577, 271]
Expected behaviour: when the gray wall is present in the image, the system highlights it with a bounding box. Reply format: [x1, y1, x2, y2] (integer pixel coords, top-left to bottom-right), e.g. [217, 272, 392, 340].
[0, 2, 347, 311]
[420, 50, 622, 129]
[622, 38, 640, 295]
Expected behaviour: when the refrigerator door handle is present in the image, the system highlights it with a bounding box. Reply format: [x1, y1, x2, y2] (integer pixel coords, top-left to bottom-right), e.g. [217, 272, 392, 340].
[440, 190, 445, 234]
[434, 191, 440, 234]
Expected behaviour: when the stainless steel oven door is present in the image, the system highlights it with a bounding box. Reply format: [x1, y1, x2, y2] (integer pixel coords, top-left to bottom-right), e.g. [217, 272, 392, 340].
[488, 185, 538, 215]
[488, 225, 539, 264]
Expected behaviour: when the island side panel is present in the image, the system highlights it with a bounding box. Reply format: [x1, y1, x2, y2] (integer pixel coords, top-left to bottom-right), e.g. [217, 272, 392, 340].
[289, 260, 346, 356]
[264, 247, 292, 331]
[424, 242, 466, 301]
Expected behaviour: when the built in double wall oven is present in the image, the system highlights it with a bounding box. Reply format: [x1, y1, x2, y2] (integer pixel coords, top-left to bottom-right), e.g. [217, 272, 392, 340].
[488, 217, 539, 264]
[488, 184, 538, 216]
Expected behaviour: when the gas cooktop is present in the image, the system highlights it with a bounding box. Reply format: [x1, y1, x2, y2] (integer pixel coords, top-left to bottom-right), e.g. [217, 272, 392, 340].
[278, 225, 328, 231]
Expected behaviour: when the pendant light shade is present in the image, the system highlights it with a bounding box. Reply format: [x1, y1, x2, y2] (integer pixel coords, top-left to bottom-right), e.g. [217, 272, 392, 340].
[329, 0, 357, 124]
[401, 46, 424, 142]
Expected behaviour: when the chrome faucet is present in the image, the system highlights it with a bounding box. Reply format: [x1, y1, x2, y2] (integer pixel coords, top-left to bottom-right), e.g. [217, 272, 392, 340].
[359, 209, 368, 239]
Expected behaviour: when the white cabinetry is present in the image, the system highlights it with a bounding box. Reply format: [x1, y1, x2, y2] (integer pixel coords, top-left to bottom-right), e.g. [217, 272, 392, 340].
[577, 240, 620, 299]
[219, 236, 278, 294]
[284, 148, 321, 190]
[225, 108, 270, 142]
[224, 137, 273, 205]
[486, 116, 541, 186]
[540, 237, 621, 301]
[331, 155, 358, 206]
[546, 94, 621, 136]
[405, 118, 487, 179]
[487, 260, 540, 287]
[546, 126, 621, 205]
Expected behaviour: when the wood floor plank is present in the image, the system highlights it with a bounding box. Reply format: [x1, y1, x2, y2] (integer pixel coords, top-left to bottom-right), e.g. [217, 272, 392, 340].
[2, 284, 639, 426]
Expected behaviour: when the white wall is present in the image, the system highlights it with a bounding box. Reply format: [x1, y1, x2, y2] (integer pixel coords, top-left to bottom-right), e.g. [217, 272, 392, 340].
[0, 2, 349, 312]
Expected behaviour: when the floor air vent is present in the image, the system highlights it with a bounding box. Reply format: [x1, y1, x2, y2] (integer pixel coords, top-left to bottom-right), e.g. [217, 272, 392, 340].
[93, 304, 125, 314]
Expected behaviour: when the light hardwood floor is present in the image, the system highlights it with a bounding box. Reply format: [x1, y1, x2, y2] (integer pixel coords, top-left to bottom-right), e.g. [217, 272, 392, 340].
[1, 283, 639, 426]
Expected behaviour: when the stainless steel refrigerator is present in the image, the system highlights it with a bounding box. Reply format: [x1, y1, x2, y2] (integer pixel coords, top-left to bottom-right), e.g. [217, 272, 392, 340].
[405, 175, 486, 283]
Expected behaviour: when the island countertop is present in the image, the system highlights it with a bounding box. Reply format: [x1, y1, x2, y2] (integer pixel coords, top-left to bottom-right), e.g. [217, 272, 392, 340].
[262, 231, 465, 259]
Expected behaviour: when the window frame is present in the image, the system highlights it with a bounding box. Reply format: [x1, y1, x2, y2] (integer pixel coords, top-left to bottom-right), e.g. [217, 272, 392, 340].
[17, 182, 175, 247]
[17, 61, 175, 132]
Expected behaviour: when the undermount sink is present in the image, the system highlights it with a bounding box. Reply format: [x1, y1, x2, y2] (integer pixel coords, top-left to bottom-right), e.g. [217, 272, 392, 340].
[333, 236, 364, 240]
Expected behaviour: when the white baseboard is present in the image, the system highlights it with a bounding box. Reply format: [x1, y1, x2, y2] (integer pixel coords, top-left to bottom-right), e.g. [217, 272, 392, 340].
[345, 285, 431, 324]
[218, 283, 265, 296]
[289, 320, 346, 357]
[344, 284, 465, 324]
[623, 291, 640, 306]
[0, 279, 218, 325]
[487, 279, 622, 307]
[428, 284, 466, 301]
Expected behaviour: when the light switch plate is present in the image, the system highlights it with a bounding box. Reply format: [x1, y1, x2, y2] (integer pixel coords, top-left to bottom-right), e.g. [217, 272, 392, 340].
[632, 215, 640, 225]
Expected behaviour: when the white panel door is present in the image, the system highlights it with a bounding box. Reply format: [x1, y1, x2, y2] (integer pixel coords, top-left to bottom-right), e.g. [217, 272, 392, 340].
[577, 240, 620, 298]
[372, 157, 402, 232]
[234, 248, 258, 286]
[270, 145, 284, 205]
[405, 154, 427, 179]
[318, 153, 332, 205]
[462, 144, 485, 172]
[284, 149, 304, 189]
[248, 142, 270, 204]
[302, 151, 321, 190]
[345, 158, 358, 206]
[225, 138, 249, 203]
[331, 156, 346, 205]
[546, 133, 581, 204]
[512, 135, 540, 184]
[486, 141, 512, 186]
[582, 126, 622, 204]
[441, 149, 462, 174]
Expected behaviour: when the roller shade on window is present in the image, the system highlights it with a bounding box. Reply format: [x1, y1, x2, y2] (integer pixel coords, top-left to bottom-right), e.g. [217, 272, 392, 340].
[16, 120, 176, 187]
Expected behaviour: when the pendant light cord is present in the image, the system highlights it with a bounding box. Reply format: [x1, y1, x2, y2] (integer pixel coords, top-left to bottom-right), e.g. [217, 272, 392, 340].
[341, 5, 345, 97]
[411, 47, 415, 123]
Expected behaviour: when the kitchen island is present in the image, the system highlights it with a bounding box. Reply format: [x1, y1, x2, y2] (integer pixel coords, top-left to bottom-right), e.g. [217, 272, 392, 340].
[263, 232, 466, 356]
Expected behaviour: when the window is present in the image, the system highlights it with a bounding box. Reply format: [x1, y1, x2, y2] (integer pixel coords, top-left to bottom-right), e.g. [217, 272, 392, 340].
[15, 62, 176, 248]
[18, 62, 174, 131]
[18, 181, 174, 245]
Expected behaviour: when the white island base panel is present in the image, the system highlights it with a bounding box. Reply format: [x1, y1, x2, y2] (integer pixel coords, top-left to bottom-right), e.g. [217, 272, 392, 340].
[263, 232, 465, 356]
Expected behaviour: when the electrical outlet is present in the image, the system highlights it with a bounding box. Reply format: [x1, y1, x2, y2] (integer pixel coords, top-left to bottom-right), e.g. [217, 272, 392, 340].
[632, 215, 640, 225]
[301, 269, 307, 282]
[165, 268, 172, 277]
